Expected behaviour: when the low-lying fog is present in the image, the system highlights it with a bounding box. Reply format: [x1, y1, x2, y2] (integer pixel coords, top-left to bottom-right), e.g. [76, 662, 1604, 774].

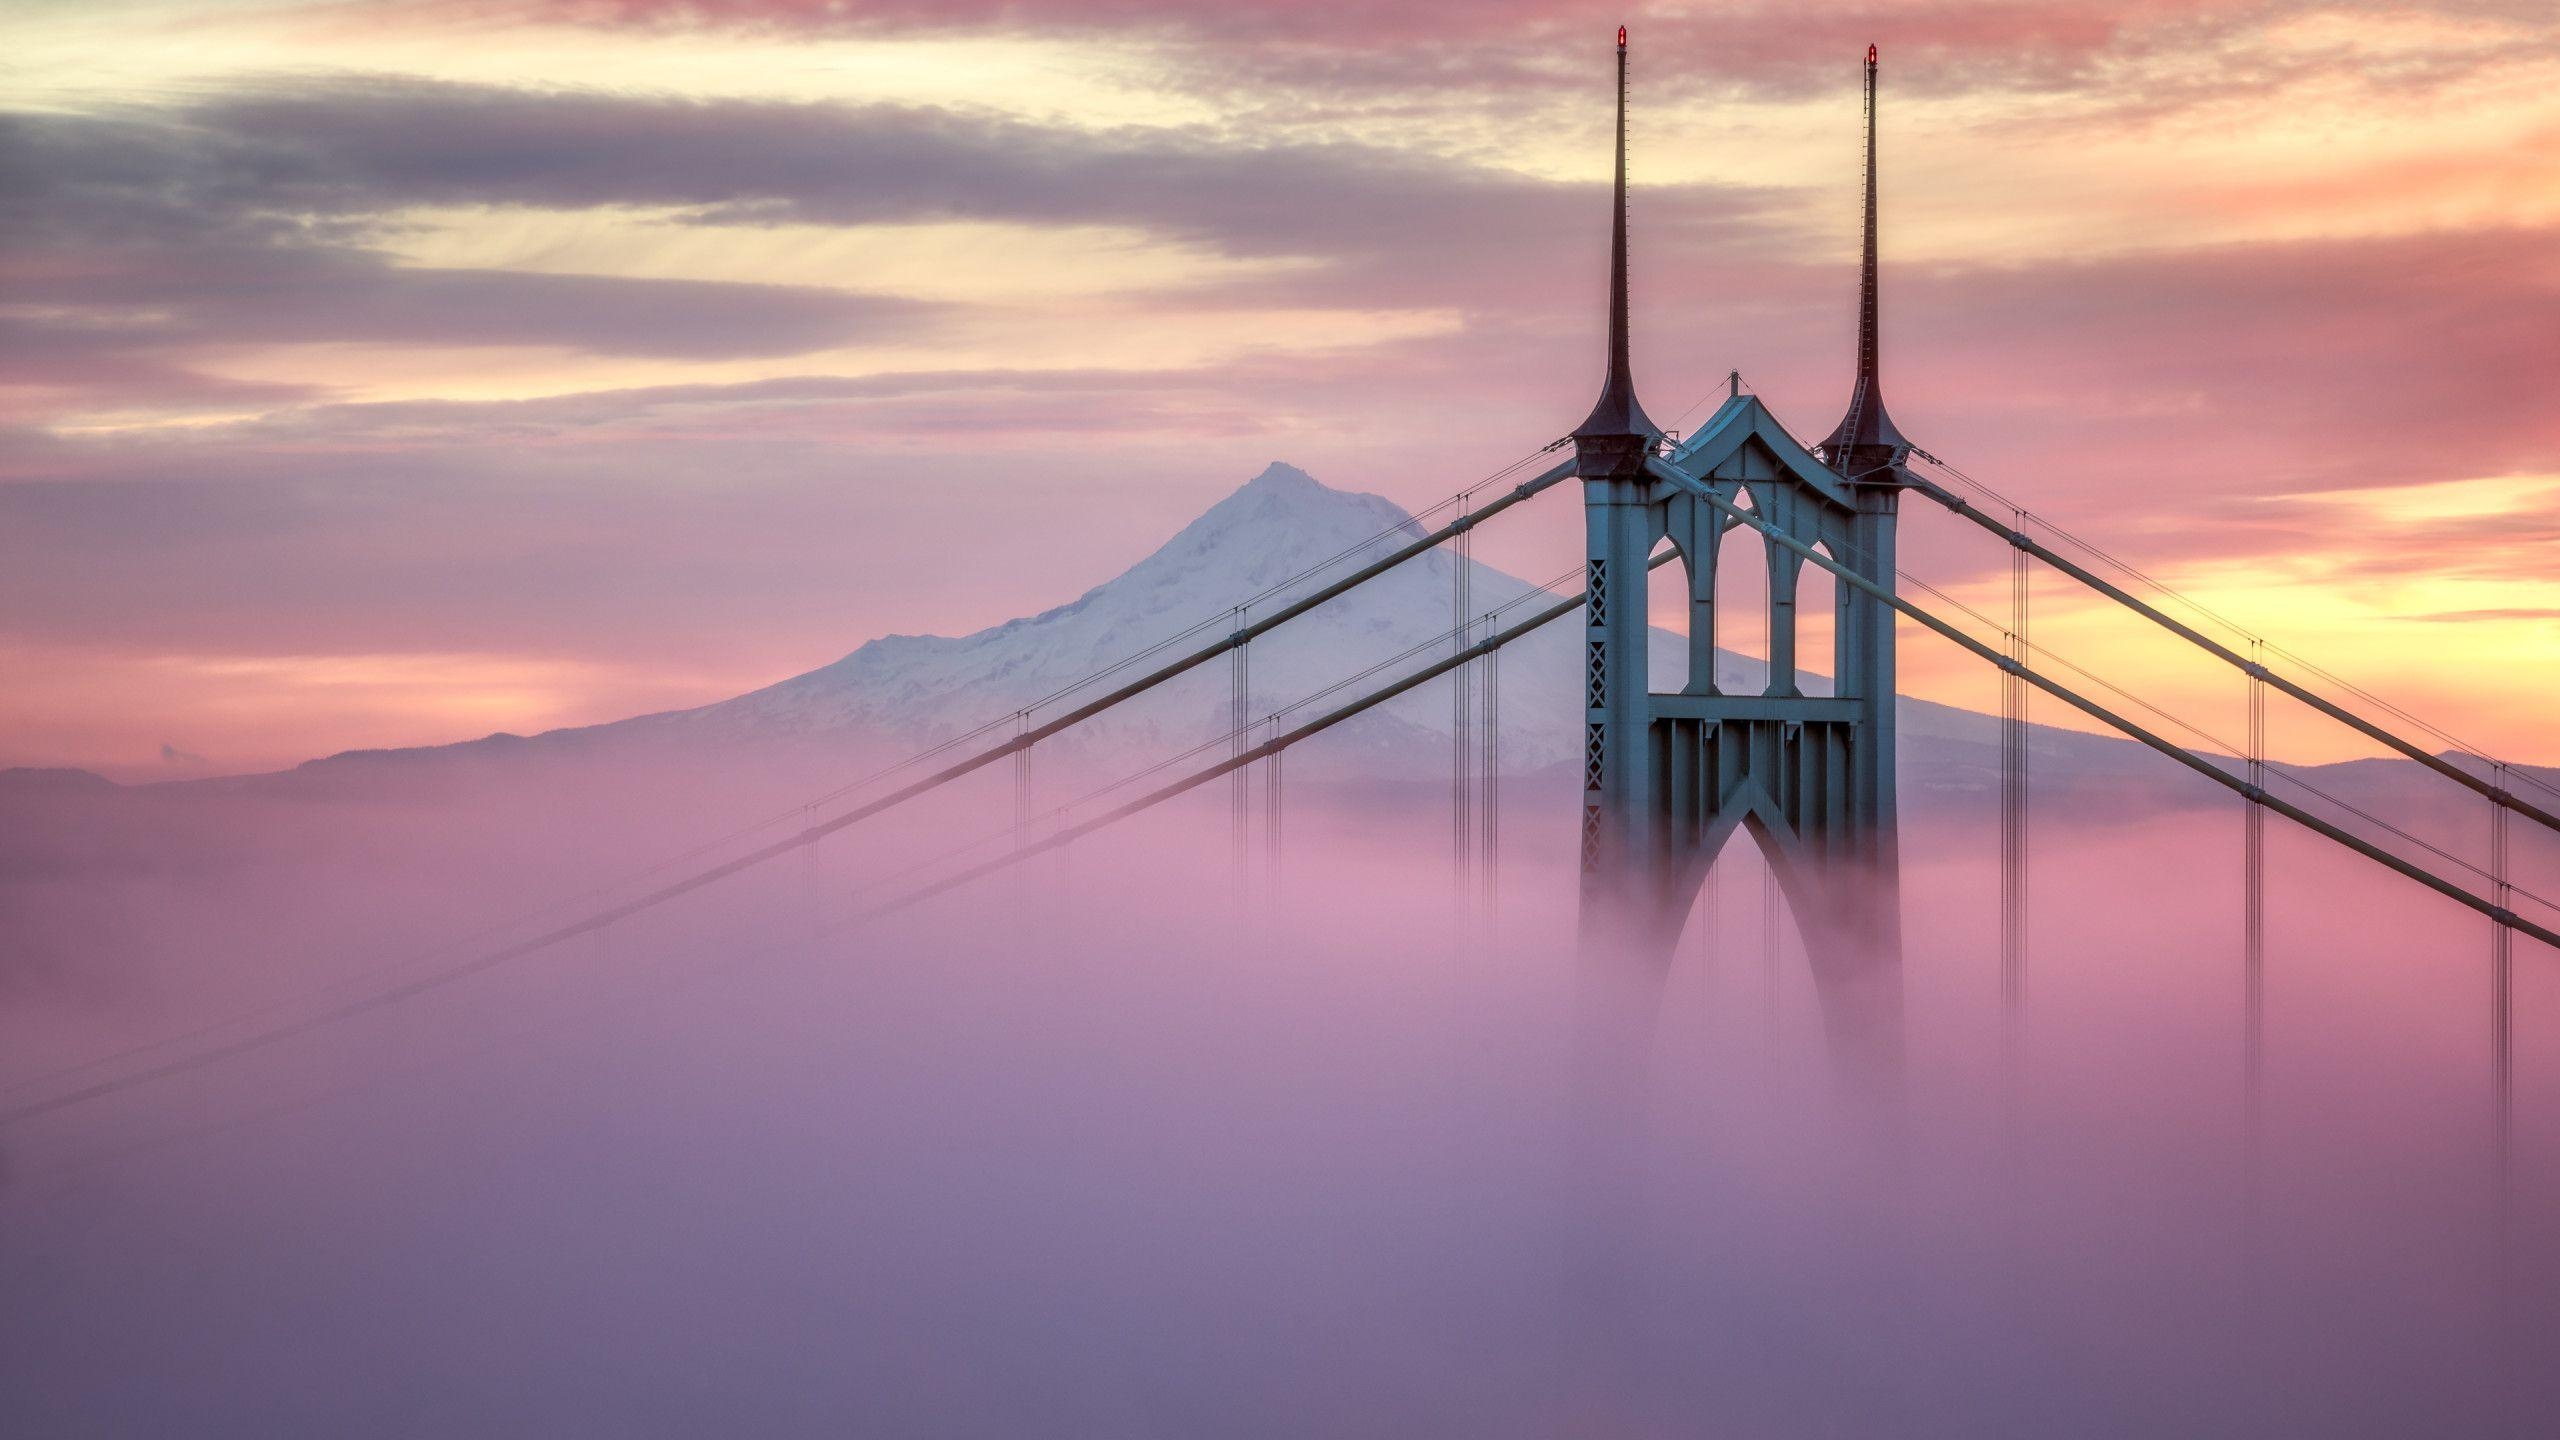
[1, 751, 2551, 1437]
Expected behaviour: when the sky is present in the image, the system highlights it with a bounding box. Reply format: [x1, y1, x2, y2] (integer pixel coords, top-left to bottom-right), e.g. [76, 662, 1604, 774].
[2, 0, 2556, 778]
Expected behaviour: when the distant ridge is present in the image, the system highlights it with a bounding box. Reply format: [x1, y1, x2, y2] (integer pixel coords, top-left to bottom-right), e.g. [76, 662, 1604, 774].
[0, 767, 117, 793]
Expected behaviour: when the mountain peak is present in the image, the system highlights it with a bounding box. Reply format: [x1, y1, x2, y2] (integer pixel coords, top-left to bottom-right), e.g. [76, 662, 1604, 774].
[1245, 461, 1318, 492]
[1174, 462, 1417, 566]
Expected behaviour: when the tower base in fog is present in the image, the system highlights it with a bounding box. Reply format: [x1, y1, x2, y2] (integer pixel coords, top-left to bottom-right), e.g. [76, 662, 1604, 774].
[1578, 832, 1904, 1085]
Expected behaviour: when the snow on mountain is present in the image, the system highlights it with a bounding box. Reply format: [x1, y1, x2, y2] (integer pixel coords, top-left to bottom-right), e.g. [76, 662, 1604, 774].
[642, 461, 1742, 776]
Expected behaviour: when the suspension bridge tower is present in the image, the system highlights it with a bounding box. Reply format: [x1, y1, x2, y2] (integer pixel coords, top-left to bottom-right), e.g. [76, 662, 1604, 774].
[1576, 36, 1908, 1064]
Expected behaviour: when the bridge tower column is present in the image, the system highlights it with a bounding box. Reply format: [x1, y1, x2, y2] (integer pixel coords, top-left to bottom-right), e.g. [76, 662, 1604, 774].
[1570, 27, 1669, 969]
[1788, 40, 1912, 1066]
[1580, 476, 1659, 926]
[1821, 480, 1907, 1055]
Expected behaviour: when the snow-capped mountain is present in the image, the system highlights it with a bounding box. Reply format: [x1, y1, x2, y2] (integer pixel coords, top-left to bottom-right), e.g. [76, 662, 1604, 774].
[639, 461, 1750, 776]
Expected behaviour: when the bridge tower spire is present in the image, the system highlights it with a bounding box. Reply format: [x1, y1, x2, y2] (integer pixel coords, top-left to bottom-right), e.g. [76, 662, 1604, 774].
[1572, 24, 1660, 480]
[1820, 44, 1912, 477]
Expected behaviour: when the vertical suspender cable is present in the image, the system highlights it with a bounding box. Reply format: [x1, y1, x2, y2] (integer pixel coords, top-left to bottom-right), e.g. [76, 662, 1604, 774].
[1480, 619, 1500, 922]
[2001, 510, 2031, 1127]
[2002, 509, 2029, 1027]
[1232, 608, 1250, 897]
[1014, 712, 1031, 831]
[1762, 862, 1781, 1037]
[2491, 765, 2513, 1267]
[2015, 516, 2030, 990]
[2243, 638, 2268, 1314]
[1453, 502, 1473, 912]
[2000, 551, 2013, 1002]
[2020, 541, 2031, 969]
[2246, 642, 2266, 1104]
[1015, 712, 1035, 911]
[1265, 716, 1284, 892]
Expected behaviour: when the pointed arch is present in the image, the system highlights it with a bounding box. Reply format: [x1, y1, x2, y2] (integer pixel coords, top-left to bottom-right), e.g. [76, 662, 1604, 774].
[1646, 534, 1690, 693]
[1799, 539, 1842, 698]
[1713, 499, 1770, 694]
[1666, 812, 1802, 976]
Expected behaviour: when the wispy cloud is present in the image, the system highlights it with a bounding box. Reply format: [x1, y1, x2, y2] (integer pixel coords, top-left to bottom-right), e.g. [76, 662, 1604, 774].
[365, 0, 2560, 108]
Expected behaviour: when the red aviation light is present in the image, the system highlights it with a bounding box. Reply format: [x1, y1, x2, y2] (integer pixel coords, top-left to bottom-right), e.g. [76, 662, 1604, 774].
[1868, 44, 1878, 63]
[1618, 26, 1627, 49]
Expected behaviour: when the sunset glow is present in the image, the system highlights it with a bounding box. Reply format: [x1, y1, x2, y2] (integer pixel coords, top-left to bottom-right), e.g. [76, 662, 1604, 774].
[4, 0, 2555, 776]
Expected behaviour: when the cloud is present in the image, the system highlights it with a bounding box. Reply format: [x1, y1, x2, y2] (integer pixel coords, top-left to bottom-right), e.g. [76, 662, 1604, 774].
[1, 79, 1788, 425]
[2286, 502, 2560, 587]
[134, 79, 1771, 265]
[2405, 607, 2560, 622]
[1842, 226, 2560, 512]
[1, 101, 951, 419]
[16, 262, 933, 360]
[8, 213, 2555, 655]
[363, 0, 2560, 107]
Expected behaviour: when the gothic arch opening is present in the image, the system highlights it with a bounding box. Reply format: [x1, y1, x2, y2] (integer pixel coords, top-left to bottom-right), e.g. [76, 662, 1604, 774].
[1646, 533, 1689, 693]
[1800, 539, 1842, 698]
[1714, 497, 1770, 693]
